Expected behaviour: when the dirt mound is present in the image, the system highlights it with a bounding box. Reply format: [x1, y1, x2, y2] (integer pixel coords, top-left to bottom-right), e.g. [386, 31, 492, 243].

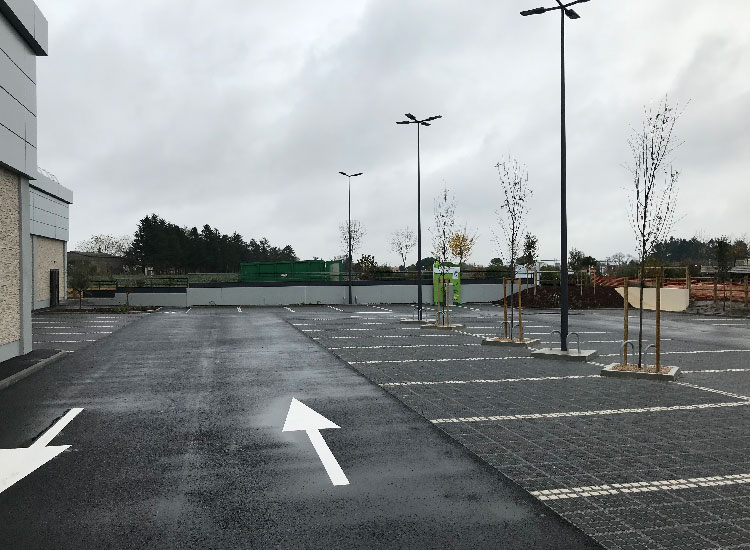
[493, 285, 624, 309]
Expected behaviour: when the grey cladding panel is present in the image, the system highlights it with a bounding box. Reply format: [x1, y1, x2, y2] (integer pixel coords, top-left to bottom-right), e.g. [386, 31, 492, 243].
[32, 4, 45, 53]
[24, 139, 34, 174]
[0, 85, 25, 137]
[0, 49, 35, 114]
[0, 120, 24, 172]
[2, 0, 34, 35]
[24, 108, 34, 145]
[0, 10, 35, 79]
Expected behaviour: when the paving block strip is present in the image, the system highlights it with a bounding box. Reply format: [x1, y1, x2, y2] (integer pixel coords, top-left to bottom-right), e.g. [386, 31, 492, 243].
[600, 363, 681, 381]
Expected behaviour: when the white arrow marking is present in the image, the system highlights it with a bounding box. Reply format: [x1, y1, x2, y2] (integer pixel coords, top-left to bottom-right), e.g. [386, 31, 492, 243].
[0, 408, 83, 495]
[282, 398, 349, 486]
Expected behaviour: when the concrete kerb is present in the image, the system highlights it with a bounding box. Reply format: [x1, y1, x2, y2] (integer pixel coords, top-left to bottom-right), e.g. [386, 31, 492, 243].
[530, 348, 598, 362]
[0, 351, 68, 391]
[420, 323, 466, 330]
[482, 337, 540, 348]
[600, 363, 680, 381]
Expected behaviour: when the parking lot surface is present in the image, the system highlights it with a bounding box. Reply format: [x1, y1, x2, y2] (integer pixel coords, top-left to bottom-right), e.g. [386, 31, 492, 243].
[1, 306, 599, 549]
[285, 303, 750, 550]
[32, 310, 144, 353]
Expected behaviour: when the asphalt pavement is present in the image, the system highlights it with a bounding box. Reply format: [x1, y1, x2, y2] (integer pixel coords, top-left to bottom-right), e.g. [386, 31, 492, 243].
[0, 307, 600, 549]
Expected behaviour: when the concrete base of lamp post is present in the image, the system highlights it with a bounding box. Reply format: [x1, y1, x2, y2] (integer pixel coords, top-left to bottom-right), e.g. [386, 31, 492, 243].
[530, 348, 598, 362]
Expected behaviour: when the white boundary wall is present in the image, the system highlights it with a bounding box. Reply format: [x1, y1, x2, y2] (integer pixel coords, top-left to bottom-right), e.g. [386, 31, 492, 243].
[111, 282, 533, 307]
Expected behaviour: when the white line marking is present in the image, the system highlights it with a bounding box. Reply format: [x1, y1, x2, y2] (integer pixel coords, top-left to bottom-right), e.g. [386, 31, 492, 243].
[532, 473, 750, 501]
[327, 334, 451, 339]
[382, 374, 600, 386]
[328, 305, 344, 312]
[34, 340, 97, 343]
[599, 349, 750, 357]
[301, 329, 323, 333]
[682, 368, 750, 373]
[351, 356, 530, 365]
[32, 408, 84, 448]
[284, 307, 296, 312]
[237, 306, 242, 312]
[675, 382, 750, 401]
[330, 343, 482, 350]
[431, 401, 750, 423]
[186, 308, 191, 314]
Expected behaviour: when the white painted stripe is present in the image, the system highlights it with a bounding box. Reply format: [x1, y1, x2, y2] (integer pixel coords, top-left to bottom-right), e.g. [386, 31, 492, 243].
[431, 401, 750, 423]
[301, 330, 323, 333]
[284, 307, 296, 312]
[328, 305, 344, 312]
[186, 308, 191, 314]
[531, 473, 750, 501]
[292, 323, 310, 326]
[237, 306, 242, 312]
[31, 408, 84, 448]
[682, 368, 750, 373]
[329, 343, 482, 350]
[382, 374, 600, 386]
[327, 334, 451, 339]
[351, 356, 530, 365]
[675, 382, 750, 401]
[38, 332, 112, 335]
[599, 349, 750, 357]
[34, 340, 97, 343]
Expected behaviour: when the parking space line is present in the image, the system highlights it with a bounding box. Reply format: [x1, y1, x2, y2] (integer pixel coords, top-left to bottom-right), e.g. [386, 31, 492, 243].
[351, 356, 530, 365]
[599, 349, 750, 357]
[531, 473, 750, 501]
[381, 374, 600, 386]
[431, 401, 750, 423]
[328, 305, 344, 312]
[284, 307, 296, 312]
[329, 343, 481, 350]
[675, 381, 750, 401]
[327, 334, 451, 339]
[682, 368, 750, 373]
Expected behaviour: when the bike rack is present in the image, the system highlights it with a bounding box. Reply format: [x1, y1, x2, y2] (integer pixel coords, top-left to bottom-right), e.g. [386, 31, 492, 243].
[643, 344, 657, 373]
[566, 332, 581, 354]
[620, 340, 635, 363]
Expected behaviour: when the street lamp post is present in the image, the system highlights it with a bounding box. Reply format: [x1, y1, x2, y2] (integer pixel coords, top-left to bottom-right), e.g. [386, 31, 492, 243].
[520, 0, 589, 351]
[396, 113, 442, 321]
[339, 171, 362, 305]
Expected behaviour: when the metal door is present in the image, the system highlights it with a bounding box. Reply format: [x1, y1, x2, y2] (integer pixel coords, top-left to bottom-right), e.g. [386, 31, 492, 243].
[50, 269, 60, 307]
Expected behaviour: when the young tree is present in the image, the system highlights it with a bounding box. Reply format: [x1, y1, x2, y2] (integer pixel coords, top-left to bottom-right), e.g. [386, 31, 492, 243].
[68, 262, 95, 309]
[517, 234, 538, 268]
[449, 225, 478, 269]
[626, 96, 683, 368]
[339, 220, 366, 268]
[431, 186, 456, 265]
[494, 156, 532, 335]
[390, 227, 416, 269]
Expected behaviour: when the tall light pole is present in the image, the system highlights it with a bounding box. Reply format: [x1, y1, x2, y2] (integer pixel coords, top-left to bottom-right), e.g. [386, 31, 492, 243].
[520, 0, 589, 351]
[397, 113, 441, 321]
[339, 171, 362, 305]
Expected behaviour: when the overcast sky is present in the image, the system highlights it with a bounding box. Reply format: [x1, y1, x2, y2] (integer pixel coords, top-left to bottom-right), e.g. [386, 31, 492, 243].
[35, 1, 750, 267]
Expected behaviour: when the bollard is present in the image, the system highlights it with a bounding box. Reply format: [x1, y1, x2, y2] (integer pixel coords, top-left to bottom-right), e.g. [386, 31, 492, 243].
[517, 277, 523, 341]
[503, 278, 508, 338]
[623, 277, 629, 366]
[655, 268, 661, 369]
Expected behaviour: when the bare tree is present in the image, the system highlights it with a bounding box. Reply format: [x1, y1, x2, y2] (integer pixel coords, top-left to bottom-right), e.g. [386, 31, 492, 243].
[390, 227, 416, 269]
[449, 225, 478, 270]
[626, 96, 683, 368]
[431, 185, 456, 265]
[494, 156, 532, 335]
[75, 234, 132, 256]
[339, 220, 365, 262]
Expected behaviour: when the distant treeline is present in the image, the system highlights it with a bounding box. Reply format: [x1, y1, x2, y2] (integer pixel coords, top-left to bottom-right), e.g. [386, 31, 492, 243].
[124, 214, 297, 273]
[652, 236, 748, 268]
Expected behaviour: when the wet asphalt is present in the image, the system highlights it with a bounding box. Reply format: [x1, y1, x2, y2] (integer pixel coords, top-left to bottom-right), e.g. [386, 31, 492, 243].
[0, 307, 600, 549]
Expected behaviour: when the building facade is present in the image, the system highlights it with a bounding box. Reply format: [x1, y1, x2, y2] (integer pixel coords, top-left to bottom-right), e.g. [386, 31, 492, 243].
[0, 0, 48, 362]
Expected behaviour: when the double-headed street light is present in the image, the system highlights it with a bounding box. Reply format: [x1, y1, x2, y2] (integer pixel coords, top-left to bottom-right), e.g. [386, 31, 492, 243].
[339, 171, 362, 305]
[520, 0, 590, 351]
[396, 113, 441, 321]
